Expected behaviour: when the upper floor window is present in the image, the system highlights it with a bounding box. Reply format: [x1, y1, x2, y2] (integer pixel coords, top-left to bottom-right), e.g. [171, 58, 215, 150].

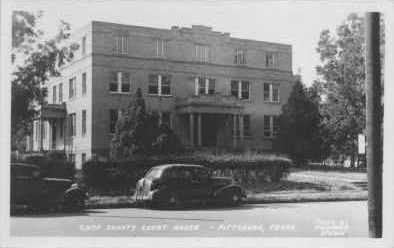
[82, 72, 87, 95]
[148, 74, 172, 96]
[230, 80, 250, 100]
[82, 36, 86, 55]
[264, 115, 279, 137]
[114, 35, 128, 55]
[234, 48, 247, 65]
[68, 113, 76, 137]
[263, 83, 280, 102]
[69, 77, 76, 99]
[195, 77, 215, 95]
[52, 85, 57, 104]
[265, 52, 278, 68]
[82, 110, 86, 136]
[156, 39, 167, 57]
[109, 71, 131, 93]
[59, 83, 63, 103]
[195, 44, 210, 63]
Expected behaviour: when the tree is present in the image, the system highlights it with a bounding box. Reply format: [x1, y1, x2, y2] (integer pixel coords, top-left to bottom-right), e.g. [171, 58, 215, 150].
[275, 80, 324, 166]
[11, 11, 78, 151]
[314, 13, 384, 167]
[110, 88, 182, 160]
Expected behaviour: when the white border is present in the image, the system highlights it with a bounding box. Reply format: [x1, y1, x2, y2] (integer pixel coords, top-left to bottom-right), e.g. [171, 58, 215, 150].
[1, 0, 393, 248]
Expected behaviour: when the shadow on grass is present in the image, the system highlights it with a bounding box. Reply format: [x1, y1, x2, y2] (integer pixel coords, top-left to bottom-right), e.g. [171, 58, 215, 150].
[247, 180, 329, 193]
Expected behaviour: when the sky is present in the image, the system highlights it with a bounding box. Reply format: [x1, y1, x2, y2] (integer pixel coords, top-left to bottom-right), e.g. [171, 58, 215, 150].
[9, 0, 384, 86]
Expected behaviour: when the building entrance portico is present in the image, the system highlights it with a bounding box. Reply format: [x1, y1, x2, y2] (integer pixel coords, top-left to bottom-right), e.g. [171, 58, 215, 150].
[176, 94, 245, 148]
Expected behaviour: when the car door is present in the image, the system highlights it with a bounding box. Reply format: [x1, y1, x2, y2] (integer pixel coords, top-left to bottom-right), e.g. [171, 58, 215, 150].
[188, 167, 212, 201]
[11, 165, 47, 204]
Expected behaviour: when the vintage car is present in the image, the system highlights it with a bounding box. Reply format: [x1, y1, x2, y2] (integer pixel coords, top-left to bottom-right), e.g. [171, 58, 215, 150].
[134, 164, 247, 208]
[10, 163, 87, 212]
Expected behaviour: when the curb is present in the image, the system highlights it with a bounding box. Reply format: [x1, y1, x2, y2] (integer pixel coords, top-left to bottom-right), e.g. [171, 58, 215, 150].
[86, 195, 368, 209]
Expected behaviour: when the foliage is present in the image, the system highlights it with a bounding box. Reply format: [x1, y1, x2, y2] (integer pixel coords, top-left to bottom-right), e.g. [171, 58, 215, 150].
[11, 11, 78, 151]
[82, 152, 292, 194]
[314, 13, 384, 166]
[110, 88, 182, 159]
[15, 152, 75, 179]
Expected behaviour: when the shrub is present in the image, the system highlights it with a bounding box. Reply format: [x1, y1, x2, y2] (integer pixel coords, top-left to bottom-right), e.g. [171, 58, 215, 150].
[82, 152, 293, 195]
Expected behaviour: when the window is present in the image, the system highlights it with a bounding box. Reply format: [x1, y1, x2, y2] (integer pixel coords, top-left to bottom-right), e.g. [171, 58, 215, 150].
[148, 74, 171, 96]
[241, 81, 250, 100]
[265, 52, 277, 68]
[156, 39, 167, 57]
[68, 113, 76, 137]
[82, 36, 86, 55]
[82, 110, 86, 136]
[81, 153, 86, 165]
[195, 44, 210, 63]
[52, 85, 57, 104]
[82, 72, 87, 95]
[161, 112, 171, 127]
[234, 48, 247, 65]
[69, 154, 76, 164]
[264, 115, 279, 137]
[59, 83, 63, 103]
[161, 75, 171, 95]
[195, 77, 215, 95]
[109, 71, 131, 93]
[114, 35, 128, 54]
[243, 115, 251, 137]
[231, 80, 238, 98]
[109, 109, 118, 133]
[69, 77, 76, 99]
[263, 83, 280, 102]
[230, 80, 250, 100]
[148, 74, 159, 94]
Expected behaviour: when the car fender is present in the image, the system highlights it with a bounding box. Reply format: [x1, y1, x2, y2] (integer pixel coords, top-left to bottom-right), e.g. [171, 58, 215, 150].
[63, 187, 87, 201]
[213, 185, 245, 198]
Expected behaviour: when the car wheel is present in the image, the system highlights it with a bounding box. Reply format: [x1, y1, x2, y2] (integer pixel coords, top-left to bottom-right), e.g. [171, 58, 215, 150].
[63, 194, 85, 212]
[166, 194, 182, 209]
[222, 191, 242, 206]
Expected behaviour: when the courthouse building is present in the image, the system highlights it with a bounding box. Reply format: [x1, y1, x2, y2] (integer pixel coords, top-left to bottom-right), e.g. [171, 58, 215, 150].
[27, 21, 297, 169]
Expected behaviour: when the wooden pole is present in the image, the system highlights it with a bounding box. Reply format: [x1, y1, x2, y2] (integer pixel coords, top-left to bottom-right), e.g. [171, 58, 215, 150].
[365, 12, 383, 238]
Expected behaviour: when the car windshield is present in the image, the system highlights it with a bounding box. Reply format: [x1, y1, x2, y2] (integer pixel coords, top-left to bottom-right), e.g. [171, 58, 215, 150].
[145, 167, 163, 180]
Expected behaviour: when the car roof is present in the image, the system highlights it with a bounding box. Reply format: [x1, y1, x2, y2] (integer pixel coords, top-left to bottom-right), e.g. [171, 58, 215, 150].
[11, 163, 40, 169]
[151, 164, 207, 170]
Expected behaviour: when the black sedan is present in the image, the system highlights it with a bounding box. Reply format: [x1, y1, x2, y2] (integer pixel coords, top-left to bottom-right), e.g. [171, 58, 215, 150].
[134, 164, 247, 209]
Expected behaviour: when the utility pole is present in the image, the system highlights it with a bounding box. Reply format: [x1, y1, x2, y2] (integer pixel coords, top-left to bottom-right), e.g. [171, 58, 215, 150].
[365, 12, 383, 238]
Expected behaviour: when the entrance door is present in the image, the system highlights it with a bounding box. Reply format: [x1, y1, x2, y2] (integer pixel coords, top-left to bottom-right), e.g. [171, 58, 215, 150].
[201, 114, 219, 147]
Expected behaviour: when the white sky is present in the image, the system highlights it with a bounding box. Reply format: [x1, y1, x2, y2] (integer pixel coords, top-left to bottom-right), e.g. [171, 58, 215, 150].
[9, 0, 385, 86]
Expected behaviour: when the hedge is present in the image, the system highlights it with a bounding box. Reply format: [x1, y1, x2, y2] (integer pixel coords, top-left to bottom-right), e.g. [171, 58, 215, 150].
[14, 152, 75, 179]
[82, 153, 293, 195]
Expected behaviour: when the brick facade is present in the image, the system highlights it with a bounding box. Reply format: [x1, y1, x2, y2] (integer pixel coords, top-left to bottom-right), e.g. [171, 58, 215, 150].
[30, 21, 296, 169]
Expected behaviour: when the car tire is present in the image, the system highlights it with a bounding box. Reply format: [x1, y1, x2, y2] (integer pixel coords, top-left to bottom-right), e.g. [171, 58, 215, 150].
[165, 194, 182, 210]
[63, 194, 85, 212]
[221, 191, 242, 206]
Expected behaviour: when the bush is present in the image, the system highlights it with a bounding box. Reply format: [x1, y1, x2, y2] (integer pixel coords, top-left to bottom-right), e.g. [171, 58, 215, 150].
[17, 152, 75, 179]
[82, 152, 293, 195]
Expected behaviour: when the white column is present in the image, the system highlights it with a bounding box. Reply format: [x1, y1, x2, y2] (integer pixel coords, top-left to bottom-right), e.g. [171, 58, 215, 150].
[238, 80, 242, 99]
[189, 113, 194, 146]
[205, 78, 209, 94]
[239, 115, 244, 142]
[233, 114, 237, 148]
[158, 74, 162, 95]
[197, 113, 202, 146]
[194, 77, 199, 95]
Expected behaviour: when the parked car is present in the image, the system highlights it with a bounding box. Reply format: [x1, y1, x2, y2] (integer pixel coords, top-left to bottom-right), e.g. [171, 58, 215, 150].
[10, 163, 87, 212]
[134, 164, 247, 208]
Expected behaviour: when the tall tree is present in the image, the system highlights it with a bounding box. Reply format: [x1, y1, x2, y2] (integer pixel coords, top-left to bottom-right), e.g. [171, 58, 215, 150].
[11, 11, 78, 151]
[314, 13, 383, 166]
[276, 80, 324, 166]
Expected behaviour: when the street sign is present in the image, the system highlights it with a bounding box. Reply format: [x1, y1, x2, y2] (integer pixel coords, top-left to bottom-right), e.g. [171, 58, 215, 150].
[358, 134, 365, 154]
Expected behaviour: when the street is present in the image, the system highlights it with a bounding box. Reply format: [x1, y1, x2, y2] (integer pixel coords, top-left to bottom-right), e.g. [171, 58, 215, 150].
[10, 201, 368, 237]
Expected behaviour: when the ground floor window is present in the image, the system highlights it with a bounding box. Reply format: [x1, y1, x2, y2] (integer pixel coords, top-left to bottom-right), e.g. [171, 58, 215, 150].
[160, 112, 171, 127]
[81, 153, 86, 165]
[68, 153, 76, 165]
[232, 115, 251, 137]
[109, 109, 119, 133]
[264, 115, 279, 137]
